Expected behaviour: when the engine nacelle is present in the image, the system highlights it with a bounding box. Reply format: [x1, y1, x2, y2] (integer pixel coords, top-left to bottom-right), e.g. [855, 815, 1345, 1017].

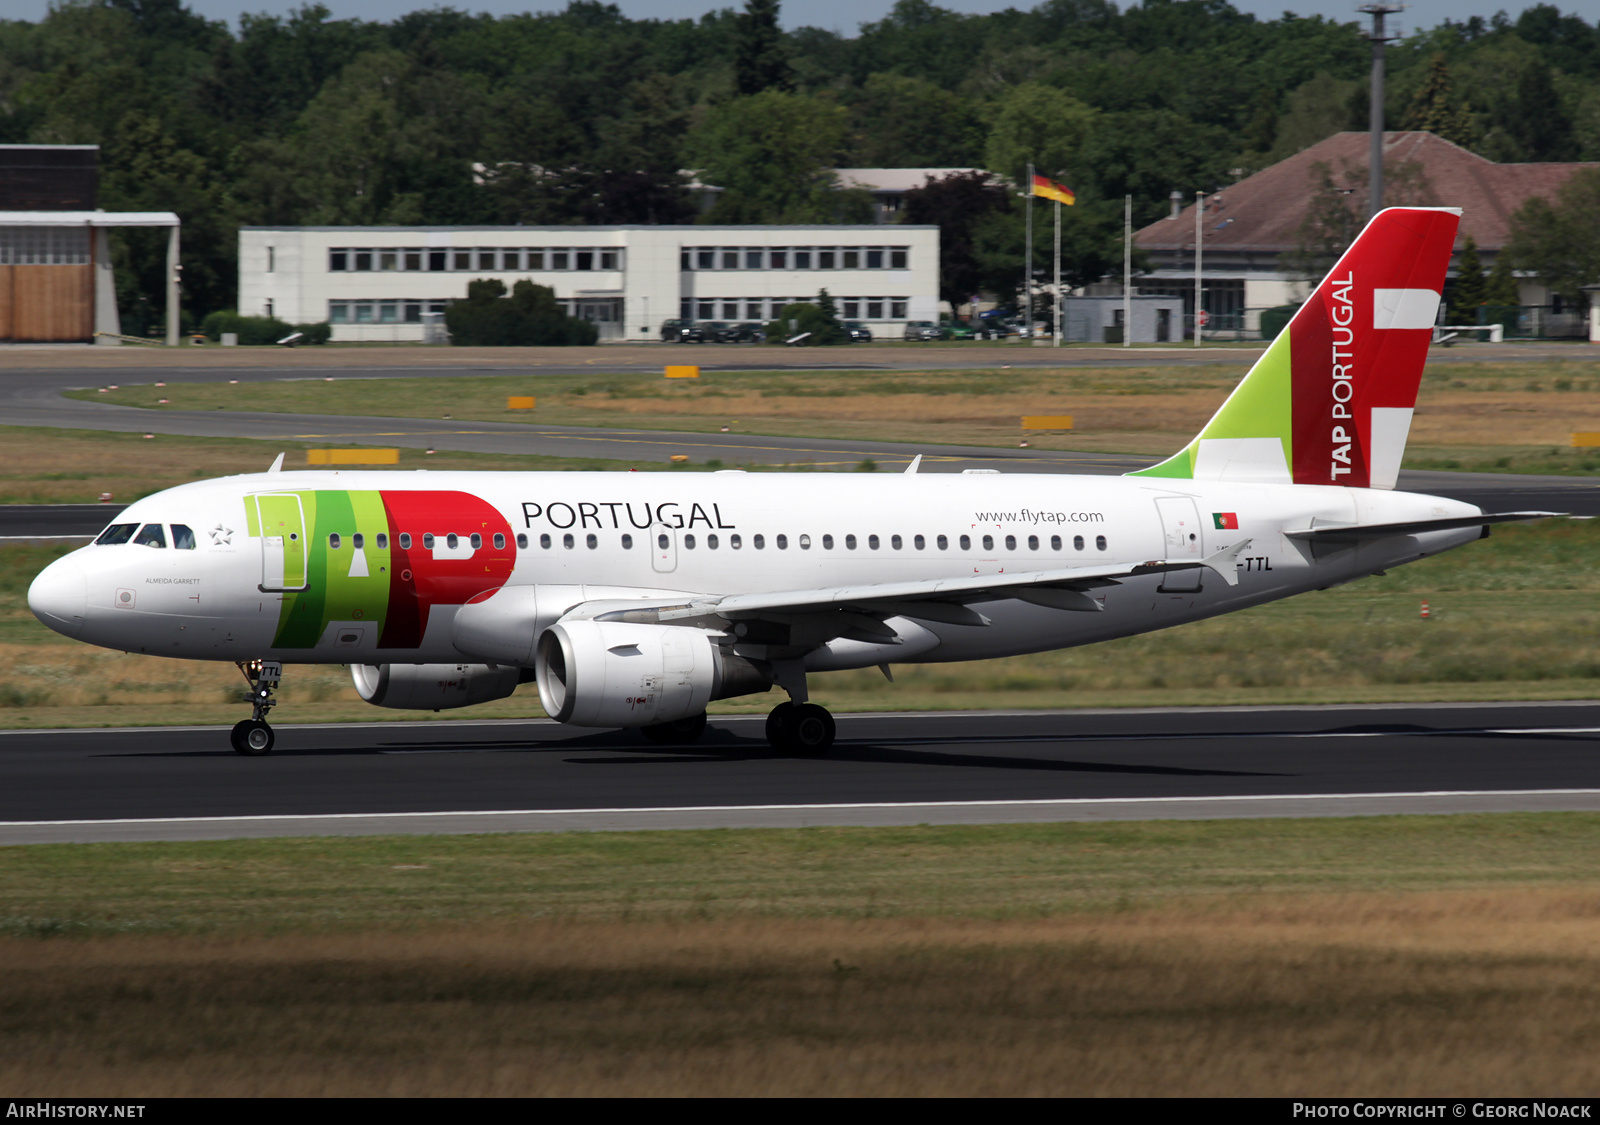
[351, 662, 522, 710]
[535, 620, 768, 727]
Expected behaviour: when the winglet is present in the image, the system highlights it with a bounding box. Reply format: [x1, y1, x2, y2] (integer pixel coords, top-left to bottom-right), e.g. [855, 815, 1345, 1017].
[904, 455, 922, 475]
[267, 453, 285, 473]
[1201, 538, 1253, 587]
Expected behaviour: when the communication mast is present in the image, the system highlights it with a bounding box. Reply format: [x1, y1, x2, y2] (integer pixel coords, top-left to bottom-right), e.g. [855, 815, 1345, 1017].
[1359, 3, 1404, 219]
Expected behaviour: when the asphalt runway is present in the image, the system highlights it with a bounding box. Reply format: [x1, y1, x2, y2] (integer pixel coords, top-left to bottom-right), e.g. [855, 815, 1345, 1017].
[1, 703, 1597, 844]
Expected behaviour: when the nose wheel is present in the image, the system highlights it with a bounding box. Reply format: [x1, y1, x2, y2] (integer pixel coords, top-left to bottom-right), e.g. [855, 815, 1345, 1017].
[232, 659, 282, 755]
[766, 702, 835, 754]
[230, 719, 275, 756]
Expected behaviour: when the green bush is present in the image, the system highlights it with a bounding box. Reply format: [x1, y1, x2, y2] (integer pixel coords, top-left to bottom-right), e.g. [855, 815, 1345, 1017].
[765, 290, 848, 346]
[444, 279, 598, 346]
[200, 311, 330, 345]
[1259, 303, 1300, 342]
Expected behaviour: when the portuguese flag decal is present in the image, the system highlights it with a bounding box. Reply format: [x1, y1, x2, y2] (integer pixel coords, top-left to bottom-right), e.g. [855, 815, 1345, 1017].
[1213, 512, 1239, 530]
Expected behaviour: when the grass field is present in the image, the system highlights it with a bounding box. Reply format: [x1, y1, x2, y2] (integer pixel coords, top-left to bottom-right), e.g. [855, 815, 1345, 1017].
[70, 358, 1600, 474]
[3, 817, 1600, 1095]
[4, 518, 1600, 726]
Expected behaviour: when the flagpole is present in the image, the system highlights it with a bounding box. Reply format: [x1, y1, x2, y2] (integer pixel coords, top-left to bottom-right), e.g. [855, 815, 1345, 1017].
[1024, 162, 1033, 340]
[1193, 190, 1205, 349]
[1053, 198, 1062, 347]
[1122, 194, 1131, 349]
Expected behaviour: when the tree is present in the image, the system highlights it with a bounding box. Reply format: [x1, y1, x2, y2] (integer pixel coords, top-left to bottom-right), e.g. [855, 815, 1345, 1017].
[686, 90, 866, 223]
[902, 171, 1012, 316]
[734, 0, 791, 96]
[1506, 167, 1600, 297]
[843, 73, 981, 167]
[983, 82, 1096, 188]
[1401, 54, 1477, 148]
[444, 279, 598, 346]
[1448, 236, 1487, 323]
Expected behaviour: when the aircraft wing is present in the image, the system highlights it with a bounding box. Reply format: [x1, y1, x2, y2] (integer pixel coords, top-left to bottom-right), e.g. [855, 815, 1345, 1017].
[1283, 511, 1562, 543]
[585, 538, 1254, 628]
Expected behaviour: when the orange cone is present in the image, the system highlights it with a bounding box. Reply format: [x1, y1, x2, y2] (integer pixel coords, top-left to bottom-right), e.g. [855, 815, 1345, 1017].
[1421, 600, 1431, 620]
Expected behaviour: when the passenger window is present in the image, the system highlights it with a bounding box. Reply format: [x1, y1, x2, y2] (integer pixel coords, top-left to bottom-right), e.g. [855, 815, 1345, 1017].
[708, 534, 719, 549]
[586, 533, 597, 549]
[329, 533, 341, 549]
[754, 534, 765, 549]
[353, 533, 365, 550]
[776, 534, 788, 549]
[95, 523, 139, 545]
[1074, 535, 1085, 551]
[493, 533, 504, 550]
[564, 533, 576, 549]
[622, 534, 633, 549]
[446, 533, 458, 549]
[1096, 535, 1108, 551]
[913, 534, 925, 550]
[684, 534, 696, 549]
[822, 534, 833, 549]
[799, 534, 811, 550]
[846, 534, 857, 550]
[1051, 535, 1061, 551]
[960, 534, 971, 550]
[423, 533, 435, 549]
[539, 533, 551, 549]
[133, 524, 167, 549]
[1028, 535, 1039, 550]
[1005, 535, 1016, 551]
[731, 534, 743, 549]
[937, 534, 948, 550]
[657, 533, 669, 550]
[868, 535, 880, 550]
[471, 533, 483, 549]
[982, 535, 994, 551]
[399, 533, 412, 549]
[171, 524, 197, 550]
[514, 533, 525, 549]
[376, 533, 388, 550]
[891, 534, 902, 550]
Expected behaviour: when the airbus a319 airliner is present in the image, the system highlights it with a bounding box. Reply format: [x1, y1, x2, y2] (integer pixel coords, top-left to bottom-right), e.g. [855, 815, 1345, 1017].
[29, 207, 1552, 754]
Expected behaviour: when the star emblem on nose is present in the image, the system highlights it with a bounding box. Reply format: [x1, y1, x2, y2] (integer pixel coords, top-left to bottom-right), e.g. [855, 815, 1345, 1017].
[210, 524, 233, 545]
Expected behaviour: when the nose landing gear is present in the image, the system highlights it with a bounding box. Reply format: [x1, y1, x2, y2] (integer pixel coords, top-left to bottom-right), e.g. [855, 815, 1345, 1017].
[231, 660, 281, 755]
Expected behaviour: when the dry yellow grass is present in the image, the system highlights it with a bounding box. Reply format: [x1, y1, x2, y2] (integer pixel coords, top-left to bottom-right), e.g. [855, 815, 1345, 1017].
[3, 888, 1598, 1096]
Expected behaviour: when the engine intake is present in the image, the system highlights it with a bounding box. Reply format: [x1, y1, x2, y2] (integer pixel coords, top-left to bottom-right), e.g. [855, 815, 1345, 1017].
[535, 620, 769, 727]
[351, 662, 522, 710]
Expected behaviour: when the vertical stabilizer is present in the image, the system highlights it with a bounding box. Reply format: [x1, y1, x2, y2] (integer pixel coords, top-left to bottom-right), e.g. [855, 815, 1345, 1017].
[1130, 206, 1461, 489]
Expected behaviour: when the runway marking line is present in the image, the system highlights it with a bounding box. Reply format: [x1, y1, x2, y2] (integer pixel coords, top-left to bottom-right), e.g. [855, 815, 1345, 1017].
[5, 789, 1600, 829]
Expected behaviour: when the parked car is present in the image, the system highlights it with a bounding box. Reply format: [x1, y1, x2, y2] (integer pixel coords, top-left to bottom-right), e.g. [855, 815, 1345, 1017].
[843, 321, 873, 343]
[940, 319, 977, 341]
[903, 320, 944, 341]
[731, 322, 767, 343]
[702, 321, 734, 342]
[661, 319, 705, 343]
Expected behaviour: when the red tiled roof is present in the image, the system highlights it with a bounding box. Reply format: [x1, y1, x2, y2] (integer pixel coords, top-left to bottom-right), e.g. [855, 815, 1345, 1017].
[1134, 131, 1598, 254]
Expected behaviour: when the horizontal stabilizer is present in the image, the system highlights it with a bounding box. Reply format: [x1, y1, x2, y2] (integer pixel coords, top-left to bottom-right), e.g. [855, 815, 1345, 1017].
[1284, 511, 1562, 542]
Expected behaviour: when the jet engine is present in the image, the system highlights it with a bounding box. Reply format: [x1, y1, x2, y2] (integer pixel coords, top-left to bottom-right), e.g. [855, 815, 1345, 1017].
[351, 662, 522, 710]
[535, 620, 770, 727]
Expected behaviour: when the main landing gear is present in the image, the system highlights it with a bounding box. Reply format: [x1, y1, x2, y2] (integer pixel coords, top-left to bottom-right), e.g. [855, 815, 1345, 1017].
[231, 659, 281, 756]
[765, 701, 836, 755]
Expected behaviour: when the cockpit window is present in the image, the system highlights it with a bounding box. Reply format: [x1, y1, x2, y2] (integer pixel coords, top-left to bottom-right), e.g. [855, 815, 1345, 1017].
[172, 524, 197, 550]
[132, 523, 167, 549]
[94, 523, 138, 546]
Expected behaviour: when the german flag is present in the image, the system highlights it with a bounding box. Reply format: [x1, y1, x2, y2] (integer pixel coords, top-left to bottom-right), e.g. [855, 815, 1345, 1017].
[1030, 174, 1075, 205]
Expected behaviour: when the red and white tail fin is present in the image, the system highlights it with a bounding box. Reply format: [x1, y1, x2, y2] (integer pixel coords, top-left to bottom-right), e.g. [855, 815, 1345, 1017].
[1131, 206, 1461, 489]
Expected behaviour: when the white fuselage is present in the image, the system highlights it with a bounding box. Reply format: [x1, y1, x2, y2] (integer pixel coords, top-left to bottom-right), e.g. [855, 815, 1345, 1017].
[28, 469, 1484, 671]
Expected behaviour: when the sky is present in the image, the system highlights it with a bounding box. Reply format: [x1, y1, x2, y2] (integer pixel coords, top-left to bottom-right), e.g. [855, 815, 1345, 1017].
[8, 0, 1591, 37]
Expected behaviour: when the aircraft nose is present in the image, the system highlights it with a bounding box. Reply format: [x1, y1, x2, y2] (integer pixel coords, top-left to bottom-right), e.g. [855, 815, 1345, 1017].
[28, 555, 88, 638]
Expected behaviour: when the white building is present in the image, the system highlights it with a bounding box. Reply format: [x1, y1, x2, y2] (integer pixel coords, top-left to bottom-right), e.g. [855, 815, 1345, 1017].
[238, 224, 941, 343]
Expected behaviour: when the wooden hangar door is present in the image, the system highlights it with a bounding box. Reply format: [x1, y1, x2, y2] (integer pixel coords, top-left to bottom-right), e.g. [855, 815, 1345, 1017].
[0, 225, 93, 342]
